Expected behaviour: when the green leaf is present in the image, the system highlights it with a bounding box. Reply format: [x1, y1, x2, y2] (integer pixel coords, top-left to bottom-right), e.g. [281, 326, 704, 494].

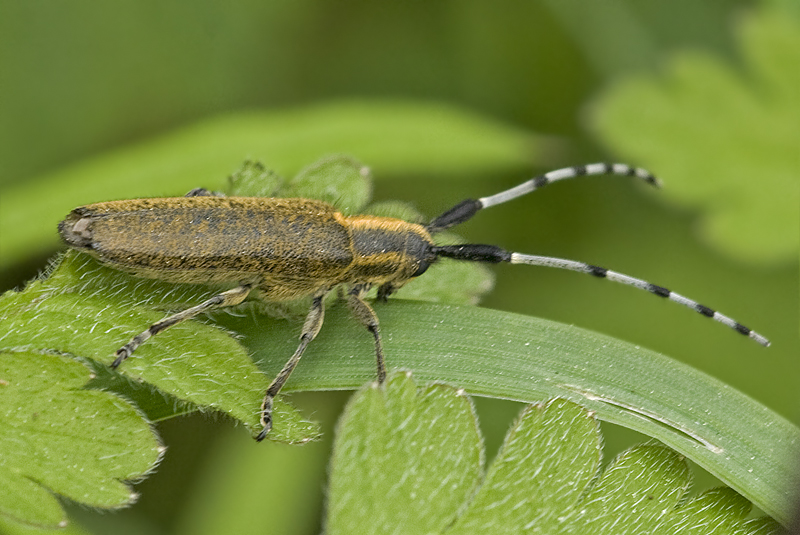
[736, 517, 788, 535]
[0, 350, 161, 528]
[564, 443, 691, 533]
[225, 160, 287, 198]
[327, 372, 483, 534]
[590, 6, 800, 263]
[282, 154, 372, 215]
[0, 515, 94, 535]
[0, 253, 320, 445]
[325, 374, 783, 533]
[448, 399, 602, 532]
[227, 155, 374, 216]
[662, 488, 762, 535]
[224, 302, 798, 525]
[0, 100, 541, 268]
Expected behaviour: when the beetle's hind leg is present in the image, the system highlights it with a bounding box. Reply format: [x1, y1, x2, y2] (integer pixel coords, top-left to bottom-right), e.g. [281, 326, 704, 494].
[347, 284, 387, 384]
[111, 284, 253, 368]
[258, 289, 328, 441]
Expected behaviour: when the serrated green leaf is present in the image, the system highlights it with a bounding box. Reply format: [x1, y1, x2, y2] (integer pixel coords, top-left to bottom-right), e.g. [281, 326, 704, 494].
[565, 443, 690, 534]
[560, 444, 781, 535]
[82, 358, 197, 423]
[448, 399, 601, 533]
[590, 6, 800, 263]
[226, 160, 287, 198]
[0, 350, 161, 528]
[224, 302, 798, 525]
[327, 372, 483, 535]
[0, 253, 320, 445]
[226, 155, 372, 216]
[283, 155, 372, 215]
[0, 100, 540, 268]
[325, 376, 781, 532]
[735, 516, 784, 535]
[663, 487, 763, 535]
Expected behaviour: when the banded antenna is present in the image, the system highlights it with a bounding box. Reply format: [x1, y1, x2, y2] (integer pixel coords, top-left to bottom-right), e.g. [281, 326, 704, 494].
[426, 163, 770, 347]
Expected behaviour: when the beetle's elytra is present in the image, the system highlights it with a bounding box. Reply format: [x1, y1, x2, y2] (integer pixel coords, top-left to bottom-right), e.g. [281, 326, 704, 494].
[58, 163, 769, 441]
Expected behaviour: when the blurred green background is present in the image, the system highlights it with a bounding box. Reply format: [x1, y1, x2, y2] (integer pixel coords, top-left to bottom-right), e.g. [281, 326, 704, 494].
[0, 1, 797, 534]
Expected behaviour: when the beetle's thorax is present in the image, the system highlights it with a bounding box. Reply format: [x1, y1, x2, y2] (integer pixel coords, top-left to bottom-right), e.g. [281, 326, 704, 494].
[342, 215, 435, 286]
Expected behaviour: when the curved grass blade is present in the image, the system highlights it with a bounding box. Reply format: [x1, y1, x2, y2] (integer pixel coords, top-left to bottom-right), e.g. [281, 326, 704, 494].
[223, 301, 799, 525]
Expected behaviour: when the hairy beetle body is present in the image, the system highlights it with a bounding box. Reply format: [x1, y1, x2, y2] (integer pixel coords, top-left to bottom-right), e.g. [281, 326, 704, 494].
[59, 196, 435, 301]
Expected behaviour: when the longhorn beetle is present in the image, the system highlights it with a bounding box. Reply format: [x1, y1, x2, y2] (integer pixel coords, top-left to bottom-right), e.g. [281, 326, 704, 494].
[58, 163, 770, 441]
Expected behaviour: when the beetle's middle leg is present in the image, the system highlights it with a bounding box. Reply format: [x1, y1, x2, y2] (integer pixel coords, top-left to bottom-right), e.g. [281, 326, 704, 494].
[347, 284, 387, 385]
[258, 289, 328, 441]
[111, 284, 253, 368]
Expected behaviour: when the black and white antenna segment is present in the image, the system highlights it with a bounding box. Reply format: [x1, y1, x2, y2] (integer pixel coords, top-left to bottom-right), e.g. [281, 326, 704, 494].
[426, 163, 770, 347]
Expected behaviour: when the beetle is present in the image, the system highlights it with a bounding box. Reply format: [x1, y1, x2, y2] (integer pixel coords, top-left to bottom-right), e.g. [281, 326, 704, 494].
[58, 163, 769, 440]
